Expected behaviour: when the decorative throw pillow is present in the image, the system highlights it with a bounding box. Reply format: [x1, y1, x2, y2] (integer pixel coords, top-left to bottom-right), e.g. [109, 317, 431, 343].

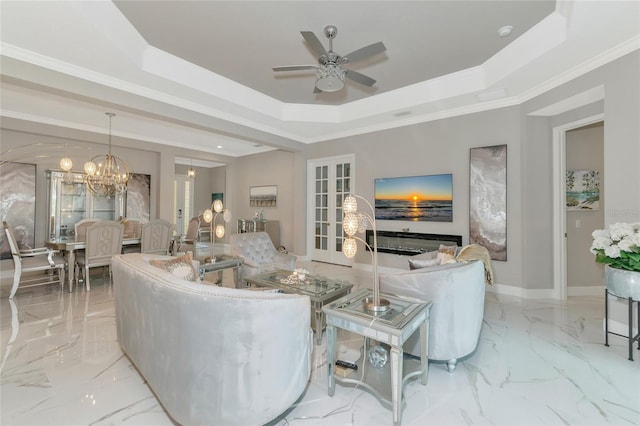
[408, 257, 441, 270]
[150, 253, 199, 282]
[438, 244, 457, 256]
[436, 251, 454, 263]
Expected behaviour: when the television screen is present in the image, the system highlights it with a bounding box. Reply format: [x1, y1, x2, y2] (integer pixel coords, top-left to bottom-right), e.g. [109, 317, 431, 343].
[374, 174, 453, 222]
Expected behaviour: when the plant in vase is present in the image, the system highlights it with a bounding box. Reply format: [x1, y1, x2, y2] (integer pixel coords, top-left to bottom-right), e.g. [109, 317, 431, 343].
[590, 222, 640, 272]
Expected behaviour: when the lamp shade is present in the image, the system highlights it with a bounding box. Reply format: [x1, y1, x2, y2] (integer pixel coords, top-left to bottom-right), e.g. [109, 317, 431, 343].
[343, 212, 359, 237]
[343, 195, 358, 214]
[59, 157, 73, 172]
[213, 199, 223, 213]
[215, 224, 225, 239]
[343, 237, 357, 258]
[84, 160, 97, 176]
[223, 209, 232, 222]
[203, 209, 213, 223]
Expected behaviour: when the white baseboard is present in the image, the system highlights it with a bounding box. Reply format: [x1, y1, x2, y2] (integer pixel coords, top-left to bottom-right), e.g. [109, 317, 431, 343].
[568, 285, 604, 297]
[486, 283, 556, 299]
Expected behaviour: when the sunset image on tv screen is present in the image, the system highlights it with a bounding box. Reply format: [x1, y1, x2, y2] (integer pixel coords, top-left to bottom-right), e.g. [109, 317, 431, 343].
[374, 174, 453, 222]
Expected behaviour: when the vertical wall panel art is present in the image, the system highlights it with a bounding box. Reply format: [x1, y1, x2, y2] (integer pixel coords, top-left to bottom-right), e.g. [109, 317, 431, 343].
[469, 145, 507, 261]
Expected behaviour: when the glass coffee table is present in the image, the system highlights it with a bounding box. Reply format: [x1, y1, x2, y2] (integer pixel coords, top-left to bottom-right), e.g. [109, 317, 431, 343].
[323, 288, 432, 426]
[196, 254, 243, 288]
[245, 269, 353, 345]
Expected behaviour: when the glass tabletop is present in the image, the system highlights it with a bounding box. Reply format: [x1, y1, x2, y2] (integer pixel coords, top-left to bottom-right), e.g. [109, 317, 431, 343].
[247, 269, 352, 297]
[325, 288, 428, 329]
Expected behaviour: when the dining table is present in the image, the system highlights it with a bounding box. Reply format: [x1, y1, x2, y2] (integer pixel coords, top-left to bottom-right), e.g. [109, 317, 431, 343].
[45, 236, 141, 292]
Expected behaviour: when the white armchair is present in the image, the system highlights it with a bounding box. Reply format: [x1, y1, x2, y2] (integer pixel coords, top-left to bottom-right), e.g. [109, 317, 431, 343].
[379, 257, 486, 372]
[230, 232, 296, 280]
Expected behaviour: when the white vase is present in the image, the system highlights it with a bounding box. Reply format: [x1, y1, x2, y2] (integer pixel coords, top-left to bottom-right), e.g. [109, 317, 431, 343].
[605, 265, 640, 300]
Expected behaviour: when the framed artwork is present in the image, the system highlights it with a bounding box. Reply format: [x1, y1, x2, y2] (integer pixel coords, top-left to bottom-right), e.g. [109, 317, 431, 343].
[125, 173, 151, 222]
[374, 174, 453, 222]
[250, 185, 277, 207]
[212, 192, 224, 204]
[566, 170, 599, 211]
[0, 162, 36, 259]
[469, 144, 507, 261]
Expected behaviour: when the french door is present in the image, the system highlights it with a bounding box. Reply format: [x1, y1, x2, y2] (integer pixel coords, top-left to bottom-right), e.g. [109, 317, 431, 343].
[174, 175, 194, 235]
[307, 155, 354, 266]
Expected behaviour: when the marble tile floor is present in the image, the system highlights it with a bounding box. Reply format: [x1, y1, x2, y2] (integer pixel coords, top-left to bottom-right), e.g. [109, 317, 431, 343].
[1, 260, 639, 426]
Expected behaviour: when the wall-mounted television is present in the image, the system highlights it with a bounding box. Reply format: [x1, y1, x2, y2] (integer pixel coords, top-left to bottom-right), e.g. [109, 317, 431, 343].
[374, 174, 453, 222]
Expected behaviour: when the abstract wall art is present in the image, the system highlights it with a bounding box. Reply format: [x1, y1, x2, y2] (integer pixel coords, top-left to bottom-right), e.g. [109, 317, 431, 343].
[125, 173, 151, 222]
[469, 145, 507, 261]
[0, 162, 36, 259]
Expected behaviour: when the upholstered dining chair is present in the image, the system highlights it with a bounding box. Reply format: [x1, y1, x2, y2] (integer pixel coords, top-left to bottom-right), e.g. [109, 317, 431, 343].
[177, 216, 199, 254]
[3, 221, 66, 299]
[140, 219, 173, 255]
[197, 214, 212, 242]
[74, 218, 101, 241]
[75, 220, 123, 291]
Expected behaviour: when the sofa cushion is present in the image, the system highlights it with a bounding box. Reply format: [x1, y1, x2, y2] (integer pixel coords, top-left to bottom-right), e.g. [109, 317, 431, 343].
[150, 252, 199, 282]
[408, 257, 440, 270]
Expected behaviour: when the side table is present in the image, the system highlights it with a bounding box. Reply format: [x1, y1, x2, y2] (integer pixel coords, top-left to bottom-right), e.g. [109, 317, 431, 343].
[196, 254, 243, 288]
[323, 288, 432, 426]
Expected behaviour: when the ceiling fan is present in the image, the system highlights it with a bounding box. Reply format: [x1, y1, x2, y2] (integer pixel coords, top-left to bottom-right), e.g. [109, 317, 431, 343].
[273, 25, 386, 93]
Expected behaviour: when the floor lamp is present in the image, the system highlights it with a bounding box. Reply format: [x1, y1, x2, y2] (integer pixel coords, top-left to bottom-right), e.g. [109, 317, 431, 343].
[202, 199, 232, 261]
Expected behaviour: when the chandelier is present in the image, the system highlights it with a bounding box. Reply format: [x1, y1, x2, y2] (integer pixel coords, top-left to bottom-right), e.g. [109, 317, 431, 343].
[83, 112, 130, 197]
[315, 63, 345, 92]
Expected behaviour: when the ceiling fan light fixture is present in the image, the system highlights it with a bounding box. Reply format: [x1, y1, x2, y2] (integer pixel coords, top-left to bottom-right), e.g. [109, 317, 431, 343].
[315, 64, 345, 92]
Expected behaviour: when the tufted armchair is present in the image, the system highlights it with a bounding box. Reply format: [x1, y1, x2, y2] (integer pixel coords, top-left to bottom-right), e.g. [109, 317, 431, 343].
[230, 232, 296, 281]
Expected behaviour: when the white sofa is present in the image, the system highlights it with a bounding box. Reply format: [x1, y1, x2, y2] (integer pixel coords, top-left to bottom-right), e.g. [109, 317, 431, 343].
[379, 254, 486, 372]
[111, 253, 312, 425]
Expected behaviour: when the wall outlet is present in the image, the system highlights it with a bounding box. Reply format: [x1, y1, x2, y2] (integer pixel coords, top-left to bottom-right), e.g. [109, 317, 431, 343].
[575, 219, 582, 228]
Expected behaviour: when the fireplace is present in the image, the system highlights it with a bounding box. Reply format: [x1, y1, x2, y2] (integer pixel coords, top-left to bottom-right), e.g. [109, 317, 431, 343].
[365, 230, 462, 256]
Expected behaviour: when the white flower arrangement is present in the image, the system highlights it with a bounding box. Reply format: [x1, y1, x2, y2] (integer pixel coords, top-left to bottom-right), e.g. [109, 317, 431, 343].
[590, 222, 640, 272]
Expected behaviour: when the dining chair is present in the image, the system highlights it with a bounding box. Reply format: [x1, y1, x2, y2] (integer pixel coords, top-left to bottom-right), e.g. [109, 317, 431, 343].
[3, 221, 66, 299]
[177, 216, 200, 254]
[74, 218, 101, 241]
[197, 214, 212, 242]
[140, 219, 173, 255]
[75, 220, 123, 291]
[121, 219, 142, 254]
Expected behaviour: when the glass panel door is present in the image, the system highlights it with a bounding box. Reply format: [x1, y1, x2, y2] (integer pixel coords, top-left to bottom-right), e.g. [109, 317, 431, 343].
[308, 155, 354, 265]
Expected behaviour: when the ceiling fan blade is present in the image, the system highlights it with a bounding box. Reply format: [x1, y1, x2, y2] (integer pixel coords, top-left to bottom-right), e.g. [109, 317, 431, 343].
[273, 65, 317, 72]
[301, 31, 327, 57]
[343, 41, 386, 64]
[345, 69, 376, 87]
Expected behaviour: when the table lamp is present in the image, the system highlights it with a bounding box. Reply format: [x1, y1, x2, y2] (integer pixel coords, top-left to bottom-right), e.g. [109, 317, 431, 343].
[342, 194, 390, 312]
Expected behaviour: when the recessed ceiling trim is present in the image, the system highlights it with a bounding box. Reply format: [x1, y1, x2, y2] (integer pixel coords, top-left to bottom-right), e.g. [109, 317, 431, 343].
[175, 156, 225, 168]
[528, 85, 605, 116]
[143, 46, 284, 120]
[484, 12, 567, 87]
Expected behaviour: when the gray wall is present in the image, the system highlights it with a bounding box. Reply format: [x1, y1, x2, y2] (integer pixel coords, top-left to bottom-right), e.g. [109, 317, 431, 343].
[227, 150, 297, 250]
